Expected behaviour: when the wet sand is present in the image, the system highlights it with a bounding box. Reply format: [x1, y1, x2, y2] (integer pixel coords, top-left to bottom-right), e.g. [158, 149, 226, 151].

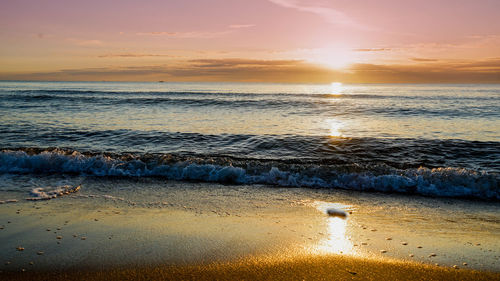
[1, 178, 499, 279]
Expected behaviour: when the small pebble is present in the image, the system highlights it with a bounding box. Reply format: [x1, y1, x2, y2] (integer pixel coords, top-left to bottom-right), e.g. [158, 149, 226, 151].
[73, 234, 78, 237]
[371, 229, 377, 232]
[36, 251, 44, 255]
[29, 262, 34, 265]
[417, 246, 423, 248]
[380, 250, 387, 253]
[453, 265, 459, 269]
[56, 236, 62, 239]
[385, 237, 392, 240]
[94, 219, 98, 221]
[429, 253, 436, 257]
[5, 261, 11, 265]
[463, 262, 468, 266]
[81, 237, 87, 240]
[361, 242, 368, 245]
[409, 254, 414, 257]
[402, 242, 408, 245]
[46, 229, 50, 231]
[16, 246, 24, 251]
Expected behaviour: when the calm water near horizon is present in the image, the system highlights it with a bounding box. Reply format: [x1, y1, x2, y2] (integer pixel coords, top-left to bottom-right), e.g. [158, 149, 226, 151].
[0, 81, 499, 200]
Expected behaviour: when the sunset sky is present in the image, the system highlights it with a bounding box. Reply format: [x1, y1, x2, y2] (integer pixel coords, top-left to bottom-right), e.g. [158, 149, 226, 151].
[1, 0, 499, 83]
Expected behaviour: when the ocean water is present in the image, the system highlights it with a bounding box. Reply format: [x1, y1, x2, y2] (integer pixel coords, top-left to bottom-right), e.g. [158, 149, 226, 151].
[0, 81, 499, 200]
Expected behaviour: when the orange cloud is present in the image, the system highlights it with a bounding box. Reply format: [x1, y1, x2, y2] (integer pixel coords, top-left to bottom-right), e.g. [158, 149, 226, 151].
[2, 58, 499, 83]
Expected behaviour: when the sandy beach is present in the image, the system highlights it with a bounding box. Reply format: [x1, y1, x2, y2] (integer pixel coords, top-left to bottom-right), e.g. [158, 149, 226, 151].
[2, 254, 500, 281]
[1, 178, 499, 280]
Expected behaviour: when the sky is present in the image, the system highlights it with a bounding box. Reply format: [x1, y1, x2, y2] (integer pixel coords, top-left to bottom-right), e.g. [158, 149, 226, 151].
[0, 0, 499, 83]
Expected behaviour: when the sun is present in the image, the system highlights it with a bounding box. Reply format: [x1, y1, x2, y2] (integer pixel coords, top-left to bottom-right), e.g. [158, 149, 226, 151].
[330, 82, 343, 93]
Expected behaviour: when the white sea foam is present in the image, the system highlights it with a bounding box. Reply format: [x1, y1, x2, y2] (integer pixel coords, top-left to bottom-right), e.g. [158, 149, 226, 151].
[0, 150, 498, 200]
[26, 185, 80, 201]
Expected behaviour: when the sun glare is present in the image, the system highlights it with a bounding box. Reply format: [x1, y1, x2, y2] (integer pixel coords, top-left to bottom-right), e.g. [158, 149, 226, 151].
[306, 47, 355, 70]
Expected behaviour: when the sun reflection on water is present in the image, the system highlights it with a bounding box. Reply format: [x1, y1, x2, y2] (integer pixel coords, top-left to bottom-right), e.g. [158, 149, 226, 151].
[326, 119, 345, 137]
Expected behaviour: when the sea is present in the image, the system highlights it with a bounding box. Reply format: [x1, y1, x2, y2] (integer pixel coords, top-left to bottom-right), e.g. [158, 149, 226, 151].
[0, 81, 499, 201]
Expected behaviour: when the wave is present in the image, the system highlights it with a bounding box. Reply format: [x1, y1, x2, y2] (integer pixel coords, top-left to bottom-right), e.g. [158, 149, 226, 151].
[2, 96, 498, 120]
[1, 133, 498, 173]
[0, 148, 498, 200]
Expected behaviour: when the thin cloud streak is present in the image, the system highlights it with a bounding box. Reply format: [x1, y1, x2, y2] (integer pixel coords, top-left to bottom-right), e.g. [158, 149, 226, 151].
[267, 0, 373, 30]
[135, 31, 233, 38]
[228, 24, 256, 29]
[412, 58, 439, 62]
[66, 38, 104, 46]
[97, 53, 176, 58]
[354, 48, 392, 52]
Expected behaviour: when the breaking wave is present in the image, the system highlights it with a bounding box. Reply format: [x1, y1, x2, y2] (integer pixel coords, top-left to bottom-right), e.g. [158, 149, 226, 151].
[1, 148, 498, 200]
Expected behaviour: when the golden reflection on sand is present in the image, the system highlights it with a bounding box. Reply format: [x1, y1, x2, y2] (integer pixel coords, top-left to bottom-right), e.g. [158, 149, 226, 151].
[313, 201, 355, 255]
